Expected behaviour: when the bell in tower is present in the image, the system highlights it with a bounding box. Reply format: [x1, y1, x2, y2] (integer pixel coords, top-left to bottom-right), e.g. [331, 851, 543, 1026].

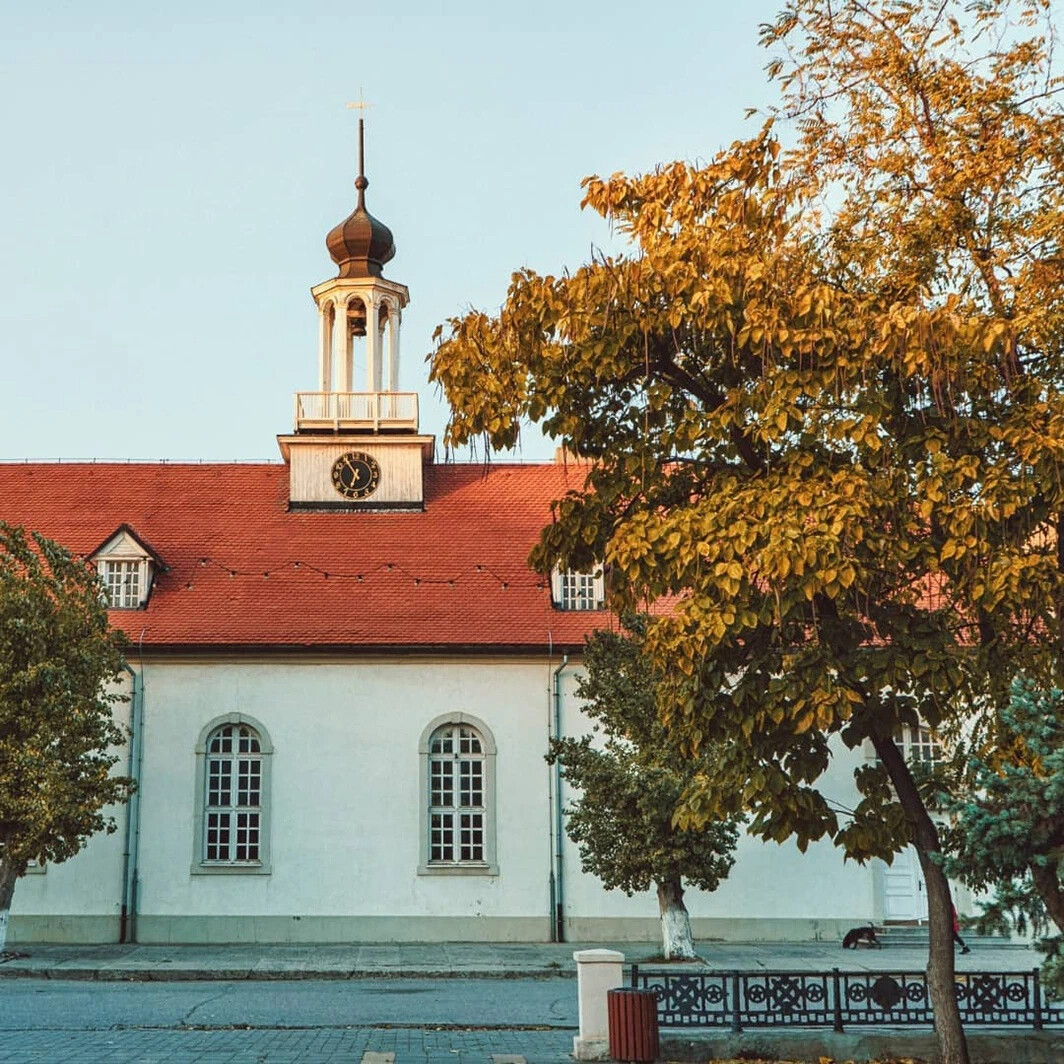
[347, 299, 367, 338]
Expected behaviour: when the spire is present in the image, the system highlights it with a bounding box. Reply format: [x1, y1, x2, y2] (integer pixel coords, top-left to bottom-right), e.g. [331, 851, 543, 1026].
[326, 116, 396, 279]
[354, 117, 368, 208]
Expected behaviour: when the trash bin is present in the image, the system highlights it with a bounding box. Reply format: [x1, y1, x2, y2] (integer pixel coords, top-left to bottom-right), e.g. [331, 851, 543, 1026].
[607, 987, 659, 1062]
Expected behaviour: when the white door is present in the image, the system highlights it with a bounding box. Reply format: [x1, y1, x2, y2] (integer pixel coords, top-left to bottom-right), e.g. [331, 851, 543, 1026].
[881, 845, 928, 922]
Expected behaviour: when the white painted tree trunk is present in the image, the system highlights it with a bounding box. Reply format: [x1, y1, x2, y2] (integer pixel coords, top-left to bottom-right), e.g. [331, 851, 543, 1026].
[0, 858, 17, 956]
[656, 876, 696, 960]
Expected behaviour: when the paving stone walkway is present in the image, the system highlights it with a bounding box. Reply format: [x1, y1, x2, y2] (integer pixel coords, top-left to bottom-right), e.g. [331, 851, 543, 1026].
[0, 1026, 575, 1063]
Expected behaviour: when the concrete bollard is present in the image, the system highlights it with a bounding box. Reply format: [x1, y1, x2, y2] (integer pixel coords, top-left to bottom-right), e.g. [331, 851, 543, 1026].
[572, 948, 625, 1061]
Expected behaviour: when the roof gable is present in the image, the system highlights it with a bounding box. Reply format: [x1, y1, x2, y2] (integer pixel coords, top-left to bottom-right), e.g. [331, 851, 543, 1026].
[89, 523, 168, 570]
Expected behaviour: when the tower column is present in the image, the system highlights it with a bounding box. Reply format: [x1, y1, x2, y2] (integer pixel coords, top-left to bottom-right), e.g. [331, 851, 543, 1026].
[333, 296, 352, 393]
[365, 294, 382, 392]
[387, 306, 401, 392]
[318, 303, 333, 391]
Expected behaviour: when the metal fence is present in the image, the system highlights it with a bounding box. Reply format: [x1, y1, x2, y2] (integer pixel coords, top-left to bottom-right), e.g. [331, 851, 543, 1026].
[630, 966, 1064, 1031]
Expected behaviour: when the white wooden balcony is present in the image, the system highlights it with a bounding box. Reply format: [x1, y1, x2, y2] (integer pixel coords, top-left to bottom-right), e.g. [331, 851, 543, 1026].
[295, 392, 419, 433]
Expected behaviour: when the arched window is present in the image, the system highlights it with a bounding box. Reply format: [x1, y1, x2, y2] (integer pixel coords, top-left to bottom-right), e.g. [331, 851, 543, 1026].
[193, 715, 272, 875]
[418, 714, 498, 876]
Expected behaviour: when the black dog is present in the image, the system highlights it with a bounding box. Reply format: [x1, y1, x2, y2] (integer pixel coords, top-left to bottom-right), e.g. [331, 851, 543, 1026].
[842, 924, 882, 949]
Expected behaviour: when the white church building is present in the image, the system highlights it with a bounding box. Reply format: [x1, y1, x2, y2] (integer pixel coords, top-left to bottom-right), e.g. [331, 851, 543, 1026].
[1, 127, 952, 946]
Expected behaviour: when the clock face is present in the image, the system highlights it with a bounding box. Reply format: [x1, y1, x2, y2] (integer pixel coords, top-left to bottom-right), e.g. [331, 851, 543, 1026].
[331, 451, 381, 500]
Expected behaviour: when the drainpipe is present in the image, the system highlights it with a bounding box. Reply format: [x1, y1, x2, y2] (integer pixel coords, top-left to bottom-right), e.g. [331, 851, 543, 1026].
[547, 636, 557, 942]
[119, 661, 144, 944]
[552, 654, 570, 943]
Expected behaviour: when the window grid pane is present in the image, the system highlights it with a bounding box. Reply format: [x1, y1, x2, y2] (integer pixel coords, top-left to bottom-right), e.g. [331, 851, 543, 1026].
[237, 727, 260, 754]
[892, 726, 944, 768]
[207, 759, 231, 807]
[203, 724, 263, 864]
[209, 726, 233, 755]
[458, 759, 482, 807]
[458, 728, 482, 755]
[911, 726, 943, 765]
[430, 758, 454, 807]
[235, 811, 260, 862]
[104, 560, 141, 608]
[237, 759, 261, 806]
[430, 812, 454, 862]
[206, 811, 230, 861]
[459, 812, 484, 862]
[428, 724, 486, 865]
[560, 571, 599, 611]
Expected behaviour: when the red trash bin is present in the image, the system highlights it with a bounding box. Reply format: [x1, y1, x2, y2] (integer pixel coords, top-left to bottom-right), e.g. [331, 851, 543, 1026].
[607, 987, 659, 1062]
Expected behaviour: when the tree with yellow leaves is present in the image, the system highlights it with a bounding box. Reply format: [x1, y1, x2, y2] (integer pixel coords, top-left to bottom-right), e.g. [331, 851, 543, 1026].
[431, 4, 1064, 1062]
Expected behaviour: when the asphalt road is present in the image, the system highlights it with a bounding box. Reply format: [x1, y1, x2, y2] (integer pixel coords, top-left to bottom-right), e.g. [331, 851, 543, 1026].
[0, 976, 578, 1032]
[0, 978, 580, 1062]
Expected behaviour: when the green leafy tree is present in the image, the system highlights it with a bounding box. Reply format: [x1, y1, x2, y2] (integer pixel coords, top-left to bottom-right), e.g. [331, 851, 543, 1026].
[431, 5, 1064, 1059]
[0, 523, 131, 954]
[549, 619, 739, 960]
[943, 675, 1064, 994]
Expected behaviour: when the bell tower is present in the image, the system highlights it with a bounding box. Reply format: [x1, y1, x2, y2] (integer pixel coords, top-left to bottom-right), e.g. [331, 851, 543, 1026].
[278, 117, 433, 511]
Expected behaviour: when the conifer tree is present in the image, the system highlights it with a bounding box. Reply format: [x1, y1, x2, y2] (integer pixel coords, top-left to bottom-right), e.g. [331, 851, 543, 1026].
[944, 676, 1064, 994]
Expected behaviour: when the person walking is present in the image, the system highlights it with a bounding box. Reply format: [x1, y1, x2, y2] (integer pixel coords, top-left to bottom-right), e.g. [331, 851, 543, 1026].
[952, 905, 971, 954]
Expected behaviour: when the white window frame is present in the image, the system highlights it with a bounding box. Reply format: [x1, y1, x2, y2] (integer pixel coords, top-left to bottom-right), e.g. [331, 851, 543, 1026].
[100, 558, 145, 609]
[551, 568, 605, 611]
[895, 723, 944, 767]
[863, 723, 946, 769]
[90, 527, 161, 610]
[418, 713, 498, 876]
[192, 713, 272, 876]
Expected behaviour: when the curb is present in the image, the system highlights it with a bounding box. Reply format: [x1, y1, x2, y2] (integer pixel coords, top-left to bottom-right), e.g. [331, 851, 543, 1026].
[0, 965, 574, 983]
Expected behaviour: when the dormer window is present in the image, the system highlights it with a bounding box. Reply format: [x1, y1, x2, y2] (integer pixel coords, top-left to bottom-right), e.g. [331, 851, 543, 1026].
[552, 568, 605, 611]
[88, 525, 166, 611]
[103, 560, 141, 608]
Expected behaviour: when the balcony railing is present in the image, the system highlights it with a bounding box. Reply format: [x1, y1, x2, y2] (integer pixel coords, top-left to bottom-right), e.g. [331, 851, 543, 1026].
[295, 392, 419, 433]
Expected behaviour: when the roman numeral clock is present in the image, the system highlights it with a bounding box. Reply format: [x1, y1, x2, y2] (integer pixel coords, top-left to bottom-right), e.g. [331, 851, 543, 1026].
[331, 451, 381, 500]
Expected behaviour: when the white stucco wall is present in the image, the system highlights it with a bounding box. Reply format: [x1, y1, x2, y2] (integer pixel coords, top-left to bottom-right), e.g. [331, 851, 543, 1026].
[10, 672, 134, 941]
[138, 657, 555, 921]
[12, 653, 883, 943]
[553, 669, 876, 938]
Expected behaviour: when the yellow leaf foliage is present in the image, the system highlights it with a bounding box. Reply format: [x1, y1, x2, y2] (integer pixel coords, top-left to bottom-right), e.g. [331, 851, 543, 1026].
[430, 0, 1064, 879]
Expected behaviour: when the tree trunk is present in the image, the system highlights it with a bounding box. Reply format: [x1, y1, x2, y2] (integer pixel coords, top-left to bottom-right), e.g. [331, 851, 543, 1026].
[656, 876, 696, 960]
[873, 734, 970, 1064]
[0, 856, 18, 956]
[1030, 860, 1064, 933]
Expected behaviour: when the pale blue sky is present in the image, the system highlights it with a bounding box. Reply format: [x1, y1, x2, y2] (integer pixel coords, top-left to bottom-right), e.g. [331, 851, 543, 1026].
[1, 1, 781, 462]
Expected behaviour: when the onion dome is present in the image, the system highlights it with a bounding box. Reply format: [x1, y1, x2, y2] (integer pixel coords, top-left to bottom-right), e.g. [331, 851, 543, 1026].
[326, 120, 396, 279]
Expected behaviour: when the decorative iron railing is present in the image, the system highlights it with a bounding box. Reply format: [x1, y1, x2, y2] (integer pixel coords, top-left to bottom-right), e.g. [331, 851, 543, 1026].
[630, 966, 1064, 1031]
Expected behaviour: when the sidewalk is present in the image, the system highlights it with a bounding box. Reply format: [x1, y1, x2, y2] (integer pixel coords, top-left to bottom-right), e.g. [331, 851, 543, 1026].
[0, 1026, 580, 1063]
[0, 938, 1036, 981]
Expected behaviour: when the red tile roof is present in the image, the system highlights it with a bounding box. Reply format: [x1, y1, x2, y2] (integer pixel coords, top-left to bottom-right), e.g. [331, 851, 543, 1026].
[0, 461, 607, 651]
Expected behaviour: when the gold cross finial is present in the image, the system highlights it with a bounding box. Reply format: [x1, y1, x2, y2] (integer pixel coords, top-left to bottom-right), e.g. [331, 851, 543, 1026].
[345, 90, 372, 191]
[346, 88, 372, 116]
